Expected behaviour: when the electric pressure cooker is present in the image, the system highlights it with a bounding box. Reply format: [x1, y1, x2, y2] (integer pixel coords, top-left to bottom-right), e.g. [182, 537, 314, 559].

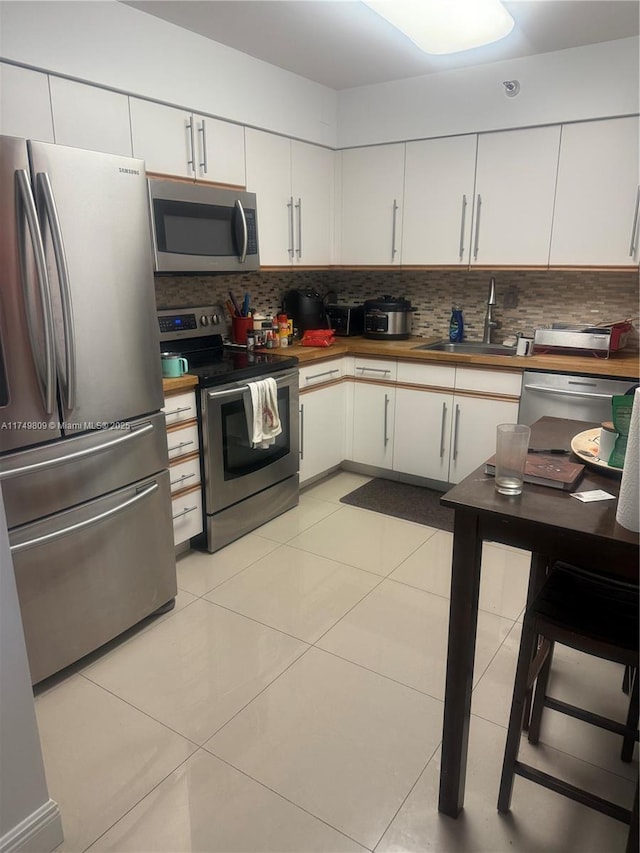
[364, 295, 415, 340]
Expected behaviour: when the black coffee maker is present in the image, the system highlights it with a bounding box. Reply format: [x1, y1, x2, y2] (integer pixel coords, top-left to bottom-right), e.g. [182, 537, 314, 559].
[282, 289, 329, 333]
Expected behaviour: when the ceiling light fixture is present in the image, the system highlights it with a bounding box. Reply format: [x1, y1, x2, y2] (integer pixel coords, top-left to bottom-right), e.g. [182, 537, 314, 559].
[362, 0, 515, 55]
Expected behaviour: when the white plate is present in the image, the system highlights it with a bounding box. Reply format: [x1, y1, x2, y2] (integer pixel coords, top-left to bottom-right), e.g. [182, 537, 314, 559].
[570, 428, 623, 474]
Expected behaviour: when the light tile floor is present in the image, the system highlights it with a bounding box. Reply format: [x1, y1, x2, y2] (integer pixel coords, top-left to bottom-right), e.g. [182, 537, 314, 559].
[36, 471, 636, 852]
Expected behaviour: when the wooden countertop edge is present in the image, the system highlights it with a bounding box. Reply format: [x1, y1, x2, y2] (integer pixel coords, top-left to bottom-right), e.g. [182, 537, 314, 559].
[163, 340, 639, 388]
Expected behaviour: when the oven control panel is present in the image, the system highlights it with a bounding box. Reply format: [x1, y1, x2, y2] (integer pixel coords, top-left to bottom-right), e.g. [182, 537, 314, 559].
[158, 305, 226, 340]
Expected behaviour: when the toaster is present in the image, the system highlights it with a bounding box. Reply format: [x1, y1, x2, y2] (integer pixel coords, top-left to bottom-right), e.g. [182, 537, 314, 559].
[325, 304, 365, 336]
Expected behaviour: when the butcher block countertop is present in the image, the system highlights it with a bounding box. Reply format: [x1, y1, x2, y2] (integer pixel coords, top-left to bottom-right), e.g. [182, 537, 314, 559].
[162, 338, 639, 394]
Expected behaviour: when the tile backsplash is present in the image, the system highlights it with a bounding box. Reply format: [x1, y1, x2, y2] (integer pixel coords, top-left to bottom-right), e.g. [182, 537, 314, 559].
[155, 267, 639, 350]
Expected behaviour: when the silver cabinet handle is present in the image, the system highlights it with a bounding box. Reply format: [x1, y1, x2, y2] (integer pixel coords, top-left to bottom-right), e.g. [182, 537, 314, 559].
[167, 439, 195, 454]
[439, 402, 447, 458]
[357, 366, 391, 375]
[287, 196, 294, 257]
[299, 403, 304, 459]
[235, 199, 248, 264]
[384, 394, 390, 447]
[629, 185, 640, 257]
[164, 405, 193, 418]
[473, 194, 482, 260]
[37, 172, 77, 410]
[0, 422, 153, 480]
[11, 482, 158, 554]
[452, 404, 461, 460]
[172, 503, 198, 521]
[186, 117, 196, 174]
[198, 119, 208, 174]
[458, 194, 467, 261]
[170, 472, 196, 487]
[15, 169, 56, 415]
[391, 199, 398, 259]
[295, 197, 302, 258]
[305, 369, 340, 382]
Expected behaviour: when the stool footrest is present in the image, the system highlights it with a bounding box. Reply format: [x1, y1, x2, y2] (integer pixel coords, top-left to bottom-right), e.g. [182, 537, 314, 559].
[544, 697, 639, 740]
[514, 761, 632, 824]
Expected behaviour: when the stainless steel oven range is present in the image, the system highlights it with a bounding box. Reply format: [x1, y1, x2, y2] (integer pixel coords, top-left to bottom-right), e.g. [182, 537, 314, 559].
[158, 305, 299, 552]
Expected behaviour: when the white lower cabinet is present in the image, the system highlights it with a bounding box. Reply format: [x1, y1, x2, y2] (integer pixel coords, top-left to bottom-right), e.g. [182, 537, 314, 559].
[171, 485, 203, 547]
[351, 382, 396, 469]
[447, 394, 519, 484]
[299, 383, 345, 484]
[164, 389, 203, 547]
[393, 387, 452, 481]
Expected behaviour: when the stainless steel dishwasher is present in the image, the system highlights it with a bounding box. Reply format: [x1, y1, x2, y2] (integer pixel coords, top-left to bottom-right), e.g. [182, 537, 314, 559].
[518, 370, 638, 425]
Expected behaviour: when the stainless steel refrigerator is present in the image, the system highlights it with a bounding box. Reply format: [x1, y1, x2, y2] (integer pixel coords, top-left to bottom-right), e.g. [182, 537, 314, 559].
[0, 135, 176, 685]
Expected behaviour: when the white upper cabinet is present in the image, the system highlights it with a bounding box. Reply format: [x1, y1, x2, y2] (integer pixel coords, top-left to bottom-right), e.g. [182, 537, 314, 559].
[471, 125, 561, 266]
[340, 144, 405, 265]
[245, 128, 334, 266]
[130, 98, 245, 184]
[49, 77, 132, 156]
[0, 63, 54, 142]
[549, 116, 640, 267]
[402, 134, 478, 265]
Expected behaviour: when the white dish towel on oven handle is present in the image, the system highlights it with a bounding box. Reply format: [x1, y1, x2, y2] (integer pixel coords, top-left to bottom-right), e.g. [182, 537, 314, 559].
[244, 378, 282, 449]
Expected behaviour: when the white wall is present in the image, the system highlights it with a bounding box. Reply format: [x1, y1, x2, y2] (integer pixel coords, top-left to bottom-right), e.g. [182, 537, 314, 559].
[0, 0, 338, 147]
[0, 488, 63, 853]
[337, 36, 640, 147]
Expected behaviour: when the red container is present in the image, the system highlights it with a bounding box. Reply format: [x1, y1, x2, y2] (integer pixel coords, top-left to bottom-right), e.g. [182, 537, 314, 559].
[232, 316, 254, 345]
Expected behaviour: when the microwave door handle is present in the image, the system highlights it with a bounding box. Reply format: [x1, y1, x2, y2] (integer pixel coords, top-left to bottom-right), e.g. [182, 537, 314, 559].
[235, 199, 248, 263]
[37, 172, 77, 411]
[15, 169, 56, 415]
[147, 181, 160, 271]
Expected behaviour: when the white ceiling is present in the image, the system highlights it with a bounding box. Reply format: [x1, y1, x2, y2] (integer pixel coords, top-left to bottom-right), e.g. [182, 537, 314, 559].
[122, 1, 640, 90]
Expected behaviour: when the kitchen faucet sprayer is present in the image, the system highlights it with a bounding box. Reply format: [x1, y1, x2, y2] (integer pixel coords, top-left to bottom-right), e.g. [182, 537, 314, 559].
[483, 277, 498, 344]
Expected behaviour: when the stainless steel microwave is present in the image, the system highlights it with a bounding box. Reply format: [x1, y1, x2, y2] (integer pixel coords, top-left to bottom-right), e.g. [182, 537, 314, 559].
[148, 179, 260, 273]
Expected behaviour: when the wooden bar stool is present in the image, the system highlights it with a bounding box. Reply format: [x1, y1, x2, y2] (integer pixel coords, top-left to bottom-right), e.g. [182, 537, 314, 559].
[498, 561, 639, 851]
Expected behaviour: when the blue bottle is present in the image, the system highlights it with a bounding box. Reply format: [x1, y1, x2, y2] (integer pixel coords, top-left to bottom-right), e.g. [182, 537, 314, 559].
[449, 307, 464, 342]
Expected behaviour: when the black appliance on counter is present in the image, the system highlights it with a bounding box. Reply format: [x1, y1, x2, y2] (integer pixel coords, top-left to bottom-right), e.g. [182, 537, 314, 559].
[282, 289, 329, 333]
[158, 305, 299, 553]
[364, 295, 415, 340]
[325, 304, 365, 336]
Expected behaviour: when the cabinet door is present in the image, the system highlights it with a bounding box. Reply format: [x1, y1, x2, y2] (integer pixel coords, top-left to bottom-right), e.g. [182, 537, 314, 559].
[351, 383, 395, 469]
[393, 388, 452, 482]
[291, 140, 334, 265]
[340, 144, 405, 265]
[50, 77, 132, 156]
[550, 117, 640, 266]
[472, 126, 560, 266]
[449, 395, 518, 484]
[402, 135, 477, 265]
[0, 63, 53, 142]
[130, 98, 194, 178]
[299, 384, 345, 484]
[194, 114, 246, 186]
[245, 128, 293, 265]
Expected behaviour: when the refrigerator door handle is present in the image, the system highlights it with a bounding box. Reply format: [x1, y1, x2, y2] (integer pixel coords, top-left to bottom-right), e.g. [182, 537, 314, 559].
[10, 481, 159, 554]
[0, 421, 154, 481]
[36, 172, 77, 410]
[15, 169, 56, 414]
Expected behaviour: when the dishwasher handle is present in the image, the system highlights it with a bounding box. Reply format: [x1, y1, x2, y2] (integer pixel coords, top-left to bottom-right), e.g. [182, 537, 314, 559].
[523, 383, 615, 401]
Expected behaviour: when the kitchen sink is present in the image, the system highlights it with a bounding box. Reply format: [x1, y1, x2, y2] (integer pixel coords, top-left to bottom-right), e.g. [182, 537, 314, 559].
[414, 340, 517, 356]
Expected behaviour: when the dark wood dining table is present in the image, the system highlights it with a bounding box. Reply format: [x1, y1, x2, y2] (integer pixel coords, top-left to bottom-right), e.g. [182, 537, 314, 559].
[438, 416, 639, 818]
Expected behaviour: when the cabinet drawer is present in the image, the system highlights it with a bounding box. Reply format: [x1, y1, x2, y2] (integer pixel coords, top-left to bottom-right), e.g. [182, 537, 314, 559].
[455, 367, 521, 396]
[166, 423, 199, 460]
[353, 357, 397, 381]
[169, 455, 201, 494]
[162, 391, 197, 425]
[397, 361, 455, 389]
[299, 359, 344, 389]
[171, 486, 203, 546]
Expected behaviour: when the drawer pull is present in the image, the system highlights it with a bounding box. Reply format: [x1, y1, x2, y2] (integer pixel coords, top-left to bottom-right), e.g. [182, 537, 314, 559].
[305, 369, 340, 382]
[357, 367, 391, 375]
[170, 472, 196, 487]
[164, 405, 192, 417]
[172, 504, 198, 521]
[167, 439, 195, 453]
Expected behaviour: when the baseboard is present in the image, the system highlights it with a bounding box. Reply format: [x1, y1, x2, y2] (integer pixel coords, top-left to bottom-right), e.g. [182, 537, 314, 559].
[0, 799, 63, 853]
[340, 461, 450, 492]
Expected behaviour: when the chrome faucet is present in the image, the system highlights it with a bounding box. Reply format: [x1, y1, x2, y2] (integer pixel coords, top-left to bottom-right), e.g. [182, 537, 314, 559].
[483, 277, 498, 344]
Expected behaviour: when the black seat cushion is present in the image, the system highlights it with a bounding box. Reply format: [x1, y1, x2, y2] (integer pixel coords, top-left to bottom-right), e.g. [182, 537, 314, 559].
[532, 561, 639, 653]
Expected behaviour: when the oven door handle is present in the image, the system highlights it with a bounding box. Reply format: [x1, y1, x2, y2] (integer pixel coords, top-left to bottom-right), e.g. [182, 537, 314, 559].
[206, 370, 298, 400]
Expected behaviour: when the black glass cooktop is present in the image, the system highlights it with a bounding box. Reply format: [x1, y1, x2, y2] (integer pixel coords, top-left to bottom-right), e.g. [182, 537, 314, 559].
[163, 341, 298, 388]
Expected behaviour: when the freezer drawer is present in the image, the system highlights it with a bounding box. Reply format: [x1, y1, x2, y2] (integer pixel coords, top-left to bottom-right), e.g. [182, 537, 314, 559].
[10, 470, 176, 684]
[0, 412, 168, 529]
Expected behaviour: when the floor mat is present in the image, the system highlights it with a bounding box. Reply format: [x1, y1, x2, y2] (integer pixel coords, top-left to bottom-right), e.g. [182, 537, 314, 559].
[340, 478, 454, 532]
